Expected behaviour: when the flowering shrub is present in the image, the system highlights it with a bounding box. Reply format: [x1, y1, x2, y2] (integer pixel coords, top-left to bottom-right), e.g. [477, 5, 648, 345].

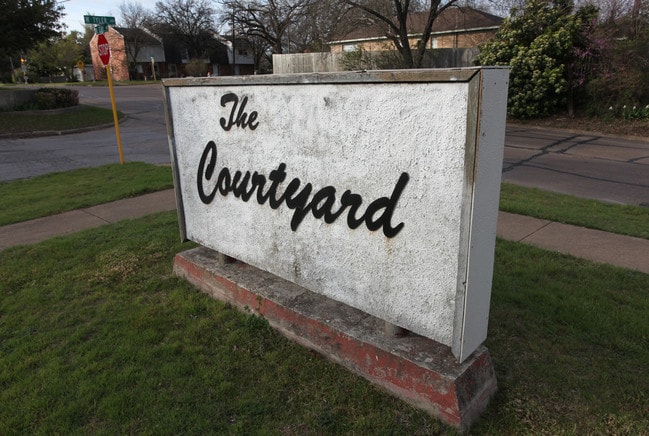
[478, 0, 598, 119]
[607, 105, 649, 120]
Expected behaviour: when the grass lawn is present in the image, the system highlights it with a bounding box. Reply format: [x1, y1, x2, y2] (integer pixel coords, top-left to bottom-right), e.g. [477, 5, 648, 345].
[0, 105, 120, 135]
[500, 183, 649, 239]
[1, 165, 647, 241]
[0, 212, 647, 433]
[0, 163, 173, 226]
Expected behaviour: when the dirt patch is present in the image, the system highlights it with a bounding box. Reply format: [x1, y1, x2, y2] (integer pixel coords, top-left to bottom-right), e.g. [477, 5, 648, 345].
[514, 115, 649, 141]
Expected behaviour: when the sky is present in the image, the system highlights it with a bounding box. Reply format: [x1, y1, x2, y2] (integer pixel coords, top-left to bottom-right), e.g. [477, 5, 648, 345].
[59, 0, 159, 34]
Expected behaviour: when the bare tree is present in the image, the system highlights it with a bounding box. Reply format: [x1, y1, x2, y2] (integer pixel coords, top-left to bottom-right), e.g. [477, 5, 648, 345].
[119, 1, 155, 77]
[119, 1, 151, 28]
[220, 0, 316, 55]
[290, 0, 351, 52]
[480, 0, 525, 16]
[575, 0, 647, 36]
[341, 0, 463, 68]
[152, 0, 218, 57]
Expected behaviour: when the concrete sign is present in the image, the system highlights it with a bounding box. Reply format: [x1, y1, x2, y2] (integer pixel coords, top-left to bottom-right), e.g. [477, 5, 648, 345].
[163, 68, 508, 362]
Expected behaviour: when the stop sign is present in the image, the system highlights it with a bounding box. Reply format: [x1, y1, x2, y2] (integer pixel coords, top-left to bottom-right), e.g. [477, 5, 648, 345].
[97, 34, 110, 66]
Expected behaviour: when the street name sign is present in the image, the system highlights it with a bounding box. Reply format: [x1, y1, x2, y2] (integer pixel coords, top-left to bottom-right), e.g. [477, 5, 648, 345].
[94, 24, 109, 34]
[163, 68, 509, 362]
[84, 15, 116, 25]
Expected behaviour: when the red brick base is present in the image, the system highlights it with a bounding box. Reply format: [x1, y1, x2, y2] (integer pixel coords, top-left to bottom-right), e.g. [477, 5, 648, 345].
[174, 246, 497, 431]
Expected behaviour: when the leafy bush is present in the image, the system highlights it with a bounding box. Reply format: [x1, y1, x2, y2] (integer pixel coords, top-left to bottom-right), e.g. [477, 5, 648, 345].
[13, 88, 79, 111]
[478, 0, 598, 119]
[184, 58, 208, 77]
[33, 88, 79, 109]
[582, 35, 649, 116]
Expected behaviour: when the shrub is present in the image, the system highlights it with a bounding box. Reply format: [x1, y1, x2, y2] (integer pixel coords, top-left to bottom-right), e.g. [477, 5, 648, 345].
[184, 58, 208, 77]
[31, 88, 79, 110]
[11, 88, 79, 111]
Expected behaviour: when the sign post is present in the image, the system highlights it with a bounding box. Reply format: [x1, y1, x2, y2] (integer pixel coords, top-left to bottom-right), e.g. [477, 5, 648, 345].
[150, 56, 156, 81]
[97, 33, 124, 165]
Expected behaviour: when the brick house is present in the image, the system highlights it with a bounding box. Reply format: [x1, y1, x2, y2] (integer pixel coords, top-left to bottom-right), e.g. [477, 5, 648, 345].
[329, 7, 503, 54]
[90, 27, 165, 81]
[90, 27, 255, 80]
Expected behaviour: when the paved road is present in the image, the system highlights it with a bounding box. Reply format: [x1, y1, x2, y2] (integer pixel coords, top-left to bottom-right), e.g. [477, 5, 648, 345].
[0, 85, 169, 181]
[1, 84, 648, 206]
[503, 125, 649, 206]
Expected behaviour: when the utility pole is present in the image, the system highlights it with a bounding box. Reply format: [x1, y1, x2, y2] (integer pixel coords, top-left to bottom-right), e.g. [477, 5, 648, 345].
[232, 11, 236, 75]
[631, 0, 641, 37]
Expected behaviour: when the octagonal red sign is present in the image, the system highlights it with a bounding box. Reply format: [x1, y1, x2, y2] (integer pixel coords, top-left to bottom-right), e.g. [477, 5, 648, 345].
[97, 34, 110, 66]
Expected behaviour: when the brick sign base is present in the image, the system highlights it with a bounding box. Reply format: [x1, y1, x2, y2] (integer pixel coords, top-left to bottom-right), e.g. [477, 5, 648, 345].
[174, 246, 497, 431]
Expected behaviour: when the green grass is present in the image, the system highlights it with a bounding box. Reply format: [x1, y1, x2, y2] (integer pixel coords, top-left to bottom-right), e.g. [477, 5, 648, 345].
[0, 105, 120, 135]
[500, 183, 649, 239]
[0, 163, 173, 226]
[1, 165, 646, 241]
[0, 213, 647, 433]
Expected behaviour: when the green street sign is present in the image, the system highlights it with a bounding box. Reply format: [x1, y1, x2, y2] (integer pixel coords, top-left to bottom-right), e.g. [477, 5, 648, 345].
[84, 15, 116, 25]
[94, 24, 109, 34]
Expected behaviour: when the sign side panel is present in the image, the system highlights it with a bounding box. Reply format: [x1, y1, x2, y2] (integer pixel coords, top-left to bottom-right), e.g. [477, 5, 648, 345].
[451, 72, 481, 360]
[457, 68, 509, 362]
[162, 85, 187, 241]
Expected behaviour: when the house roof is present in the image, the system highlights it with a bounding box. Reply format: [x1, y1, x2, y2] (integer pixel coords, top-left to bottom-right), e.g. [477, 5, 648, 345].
[112, 27, 162, 46]
[333, 6, 503, 43]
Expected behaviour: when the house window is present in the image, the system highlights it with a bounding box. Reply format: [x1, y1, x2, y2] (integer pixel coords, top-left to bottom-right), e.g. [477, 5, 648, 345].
[431, 38, 438, 49]
[238, 48, 248, 56]
[343, 44, 358, 52]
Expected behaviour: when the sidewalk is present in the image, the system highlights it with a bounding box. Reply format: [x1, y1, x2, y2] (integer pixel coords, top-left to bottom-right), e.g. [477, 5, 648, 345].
[1, 189, 647, 274]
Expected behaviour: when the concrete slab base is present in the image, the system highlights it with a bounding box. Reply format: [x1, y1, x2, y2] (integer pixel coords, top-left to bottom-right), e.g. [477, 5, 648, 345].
[174, 246, 497, 431]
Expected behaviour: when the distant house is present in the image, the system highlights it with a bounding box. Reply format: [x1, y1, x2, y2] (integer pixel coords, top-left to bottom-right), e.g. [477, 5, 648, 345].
[328, 7, 503, 54]
[90, 27, 166, 81]
[89, 27, 255, 80]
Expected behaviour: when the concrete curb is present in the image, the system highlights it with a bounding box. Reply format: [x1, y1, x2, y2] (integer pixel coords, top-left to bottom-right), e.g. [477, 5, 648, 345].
[0, 190, 176, 250]
[0, 110, 127, 140]
[497, 212, 649, 274]
[507, 122, 649, 144]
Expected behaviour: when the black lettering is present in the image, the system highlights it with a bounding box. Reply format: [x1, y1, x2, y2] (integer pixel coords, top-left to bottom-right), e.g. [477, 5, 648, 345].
[267, 164, 288, 208]
[252, 173, 268, 204]
[363, 172, 409, 238]
[231, 170, 252, 199]
[197, 141, 218, 204]
[286, 182, 313, 231]
[310, 187, 337, 219]
[220, 92, 259, 131]
[195, 141, 408, 238]
[217, 167, 232, 195]
[341, 191, 365, 229]
[219, 93, 238, 131]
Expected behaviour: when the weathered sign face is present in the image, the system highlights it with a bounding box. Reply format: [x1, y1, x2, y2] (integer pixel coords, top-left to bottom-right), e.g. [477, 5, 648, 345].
[163, 68, 508, 362]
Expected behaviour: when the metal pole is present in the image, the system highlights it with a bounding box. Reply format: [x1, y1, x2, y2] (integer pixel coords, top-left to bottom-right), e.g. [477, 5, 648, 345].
[106, 66, 125, 164]
[232, 11, 236, 75]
